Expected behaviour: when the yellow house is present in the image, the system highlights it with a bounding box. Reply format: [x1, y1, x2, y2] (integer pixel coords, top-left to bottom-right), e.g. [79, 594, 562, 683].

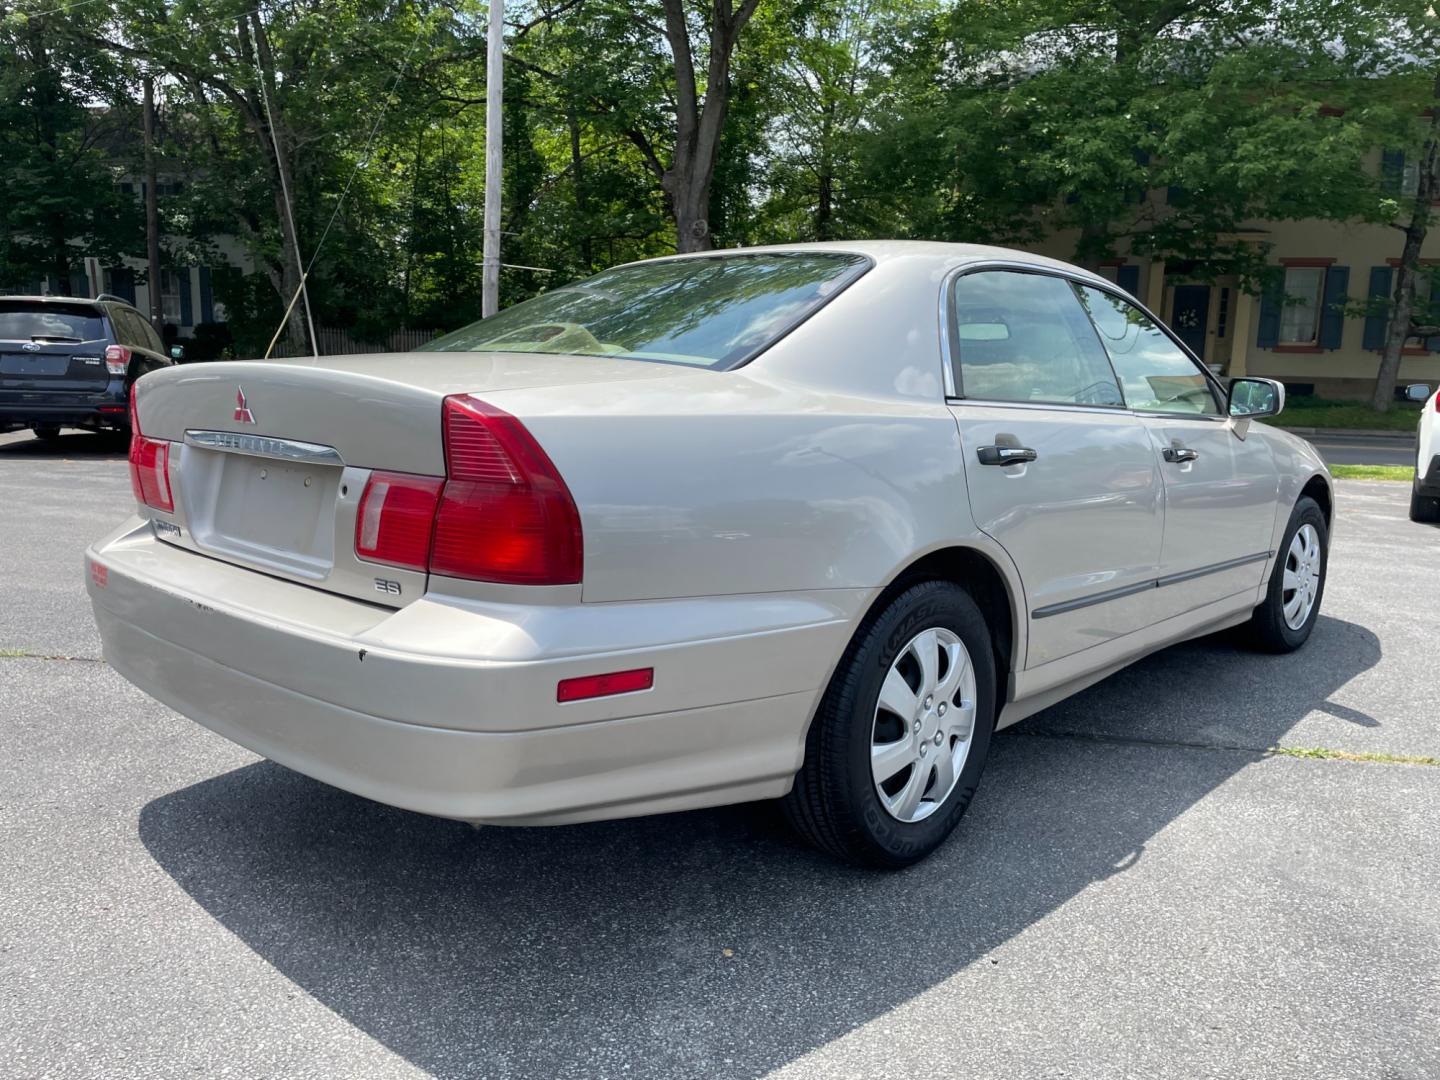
[1030, 149, 1440, 400]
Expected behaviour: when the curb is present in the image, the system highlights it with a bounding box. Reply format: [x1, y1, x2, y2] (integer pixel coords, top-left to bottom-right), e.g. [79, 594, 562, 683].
[1276, 427, 1416, 441]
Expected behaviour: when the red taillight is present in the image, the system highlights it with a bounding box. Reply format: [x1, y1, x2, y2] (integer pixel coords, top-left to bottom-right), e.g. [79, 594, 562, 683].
[429, 395, 582, 585]
[129, 435, 173, 512]
[556, 668, 653, 703]
[127, 385, 174, 512]
[355, 472, 443, 571]
[105, 344, 130, 376]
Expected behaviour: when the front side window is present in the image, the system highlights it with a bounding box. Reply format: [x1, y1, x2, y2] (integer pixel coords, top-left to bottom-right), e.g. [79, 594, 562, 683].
[1279, 267, 1326, 345]
[419, 253, 869, 369]
[1074, 284, 1221, 416]
[951, 271, 1124, 407]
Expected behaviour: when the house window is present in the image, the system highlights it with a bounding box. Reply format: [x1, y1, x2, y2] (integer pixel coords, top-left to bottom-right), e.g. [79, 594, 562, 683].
[1216, 288, 1230, 339]
[1279, 267, 1326, 345]
[160, 270, 183, 322]
[1402, 160, 1420, 198]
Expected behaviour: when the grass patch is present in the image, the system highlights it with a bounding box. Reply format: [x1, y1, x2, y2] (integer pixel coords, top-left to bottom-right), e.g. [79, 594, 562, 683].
[1271, 745, 1440, 767]
[0, 648, 104, 662]
[1273, 395, 1422, 433]
[1328, 464, 1415, 481]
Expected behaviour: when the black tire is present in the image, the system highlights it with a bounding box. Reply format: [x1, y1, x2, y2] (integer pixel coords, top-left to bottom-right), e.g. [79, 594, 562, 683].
[31, 424, 61, 441]
[783, 580, 997, 868]
[1248, 496, 1328, 653]
[1410, 476, 1440, 523]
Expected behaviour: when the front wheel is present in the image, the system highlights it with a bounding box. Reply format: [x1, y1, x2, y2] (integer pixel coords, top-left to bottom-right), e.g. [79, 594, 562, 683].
[1248, 496, 1328, 653]
[783, 580, 997, 868]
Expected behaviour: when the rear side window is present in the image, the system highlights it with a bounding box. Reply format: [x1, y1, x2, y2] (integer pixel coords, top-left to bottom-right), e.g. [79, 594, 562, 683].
[0, 302, 105, 343]
[113, 308, 160, 351]
[419, 252, 870, 369]
[1073, 284, 1221, 416]
[951, 271, 1124, 407]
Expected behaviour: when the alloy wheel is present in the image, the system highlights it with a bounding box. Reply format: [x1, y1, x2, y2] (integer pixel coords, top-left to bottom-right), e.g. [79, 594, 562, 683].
[870, 627, 978, 823]
[1282, 523, 1322, 631]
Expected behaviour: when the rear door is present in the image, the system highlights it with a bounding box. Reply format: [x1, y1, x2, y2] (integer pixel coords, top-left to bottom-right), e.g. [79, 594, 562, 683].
[946, 268, 1167, 668]
[0, 301, 112, 401]
[1073, 283, 1278, 612]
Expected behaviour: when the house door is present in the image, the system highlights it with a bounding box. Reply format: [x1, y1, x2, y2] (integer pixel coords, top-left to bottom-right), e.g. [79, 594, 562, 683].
[1170, 285, 1210, 361]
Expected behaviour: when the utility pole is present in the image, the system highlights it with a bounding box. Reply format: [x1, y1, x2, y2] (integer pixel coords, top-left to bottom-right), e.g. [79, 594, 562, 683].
[482, 0, 503, 317]
[142, 76, 164, 334]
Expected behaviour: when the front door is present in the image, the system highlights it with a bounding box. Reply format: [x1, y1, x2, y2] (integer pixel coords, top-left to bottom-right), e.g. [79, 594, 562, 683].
[1170, 284, 1211, 361]
[1074, 284, 1278, 613]
[947, 269, 1167, 669]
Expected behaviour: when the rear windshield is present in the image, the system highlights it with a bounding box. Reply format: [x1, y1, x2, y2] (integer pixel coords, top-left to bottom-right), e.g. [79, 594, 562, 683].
[0, 302, 106, 343]
[418, 252, 869, 369]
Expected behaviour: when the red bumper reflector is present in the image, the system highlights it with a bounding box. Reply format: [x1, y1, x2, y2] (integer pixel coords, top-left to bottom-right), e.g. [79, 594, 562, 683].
[556, 667, 654, 703]
[97, 405, 127, 414]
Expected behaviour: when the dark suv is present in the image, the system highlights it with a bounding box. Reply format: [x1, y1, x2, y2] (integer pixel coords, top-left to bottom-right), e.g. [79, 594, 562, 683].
[0, 294, 179, 440]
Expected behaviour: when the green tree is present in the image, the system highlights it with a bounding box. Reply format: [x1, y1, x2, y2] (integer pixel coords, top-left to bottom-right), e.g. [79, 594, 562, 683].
[0, 4, 143, 292]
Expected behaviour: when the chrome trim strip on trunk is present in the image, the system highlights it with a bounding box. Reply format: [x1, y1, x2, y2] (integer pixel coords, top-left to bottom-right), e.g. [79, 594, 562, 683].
[184, 429, 345, 466]
[1031, 551, 1273, 620]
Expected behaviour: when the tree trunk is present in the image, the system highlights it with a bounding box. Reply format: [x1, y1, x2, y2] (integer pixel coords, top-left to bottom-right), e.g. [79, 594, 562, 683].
[656, 0, 759, 253]
[142, 77, 165, 334]
[568, 109, 592, 271]
[1374, 76, 1440, 411]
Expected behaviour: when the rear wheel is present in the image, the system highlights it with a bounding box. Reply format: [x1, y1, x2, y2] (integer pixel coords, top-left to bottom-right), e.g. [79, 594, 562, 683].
[1248, 496, 1327, 653]
[1410, 476, 1440, 523]
[31, 423, 61, 441]
[783, 580, 997, 868]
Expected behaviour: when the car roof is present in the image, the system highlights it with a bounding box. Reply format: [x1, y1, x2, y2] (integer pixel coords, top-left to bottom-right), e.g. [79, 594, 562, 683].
[0, 294, 106, 311]
[617, 239, 1113, 287]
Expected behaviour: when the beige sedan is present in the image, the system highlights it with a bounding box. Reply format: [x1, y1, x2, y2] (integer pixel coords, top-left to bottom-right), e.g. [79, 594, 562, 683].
[87, 242, 1331, 866]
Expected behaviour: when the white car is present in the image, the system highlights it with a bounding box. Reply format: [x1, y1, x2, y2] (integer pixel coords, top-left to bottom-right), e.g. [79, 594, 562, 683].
[1406, 382, 1440, 522]
[86, 242, 1331, 867]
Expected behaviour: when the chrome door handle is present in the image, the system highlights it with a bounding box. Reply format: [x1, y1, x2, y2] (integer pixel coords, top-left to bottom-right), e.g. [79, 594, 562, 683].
[1163, 446, 1199, 463]
[977, 445, 1038, 466]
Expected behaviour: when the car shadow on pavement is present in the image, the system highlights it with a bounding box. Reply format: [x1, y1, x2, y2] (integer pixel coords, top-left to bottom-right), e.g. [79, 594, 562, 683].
[138, 614, 1379, 1080]
[0, 430, 128, 460]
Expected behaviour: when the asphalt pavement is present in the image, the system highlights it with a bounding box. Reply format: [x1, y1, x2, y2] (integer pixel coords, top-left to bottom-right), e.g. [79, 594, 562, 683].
[2, 428, 1438, 1080]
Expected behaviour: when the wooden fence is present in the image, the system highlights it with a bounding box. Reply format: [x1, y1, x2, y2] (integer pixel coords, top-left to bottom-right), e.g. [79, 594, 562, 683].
[268, 326, 440, 358]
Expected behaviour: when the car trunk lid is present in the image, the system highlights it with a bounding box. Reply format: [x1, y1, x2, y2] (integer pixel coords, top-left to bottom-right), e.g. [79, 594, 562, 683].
[131, 353, 701, 606]
[0, 339, 112, 399]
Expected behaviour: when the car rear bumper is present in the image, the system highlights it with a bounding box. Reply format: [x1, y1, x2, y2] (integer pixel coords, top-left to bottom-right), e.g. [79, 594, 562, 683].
[0, 390, 128, 430]
[86, 519, 858, 824]
[1419, 453, 1440, 497]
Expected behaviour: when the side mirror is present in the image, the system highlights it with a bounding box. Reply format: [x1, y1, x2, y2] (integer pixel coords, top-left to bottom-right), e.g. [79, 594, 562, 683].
[169, 345, 185, 361]
[1406, 383, 1432, 402]
[1228, 377, 1285, 420]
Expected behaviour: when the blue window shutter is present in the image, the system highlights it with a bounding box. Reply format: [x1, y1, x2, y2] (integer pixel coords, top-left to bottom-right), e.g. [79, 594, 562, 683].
[1363, 266, 1393, 350]
[1256, 280, 1282, 349]
[1381, 149, 1405, 195]
[1116, 265, 1140, 295]
[198, 267, 214, 324]
[1319, 266, 1348, 350]
[1428, 274, 1440, 352]
[111, 267, 136, 305]
[178, 269, 193, 327]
